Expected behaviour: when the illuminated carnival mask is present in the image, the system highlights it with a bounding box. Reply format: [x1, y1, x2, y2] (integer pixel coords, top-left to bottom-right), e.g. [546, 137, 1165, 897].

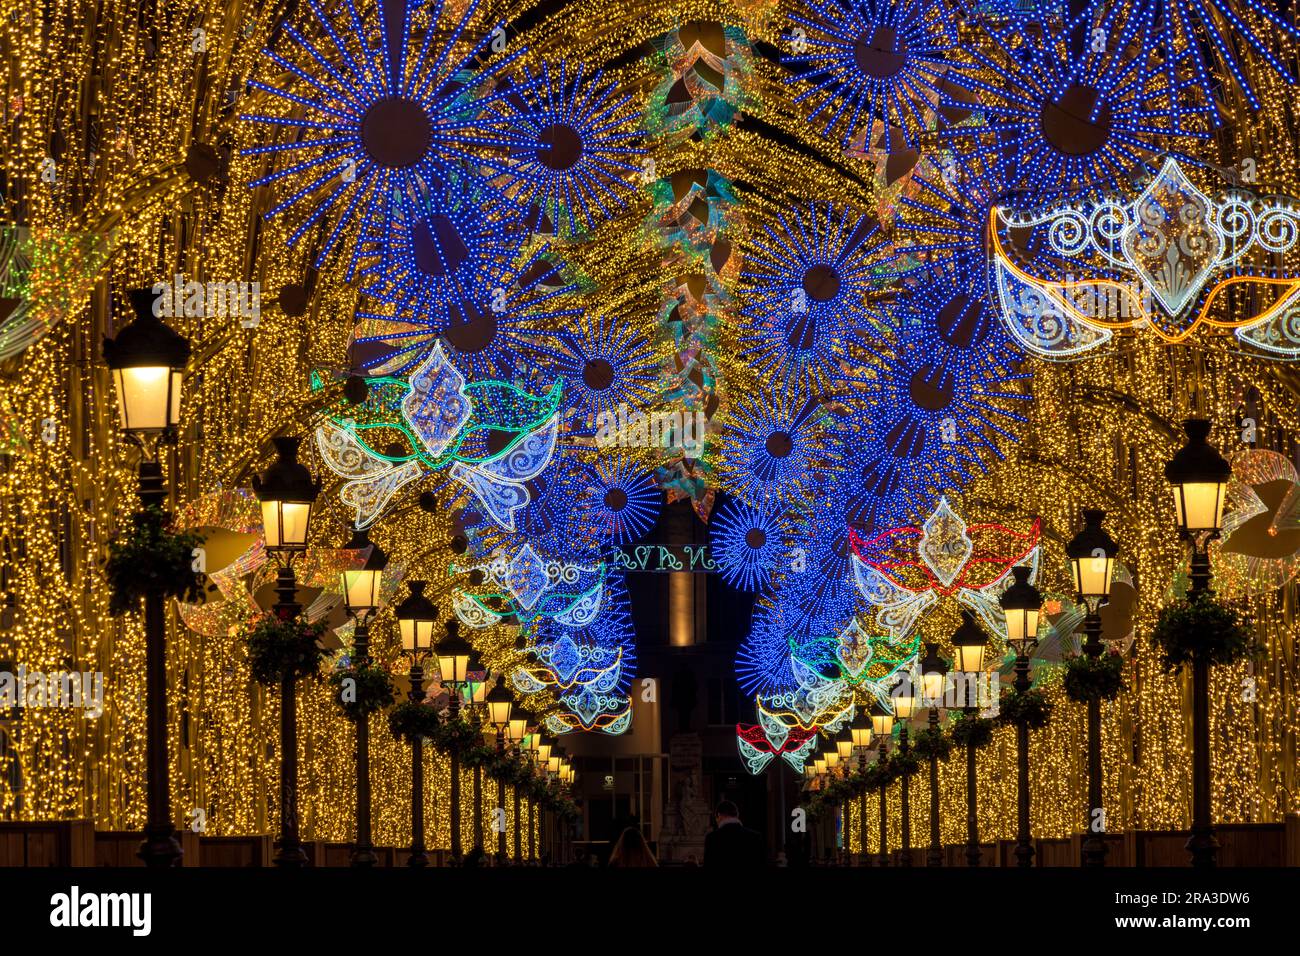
[848, 496, 1042, 640]
[313, 342, 562, 530]
[736, 707, 819, 775]
[990, 158, 1300, 359]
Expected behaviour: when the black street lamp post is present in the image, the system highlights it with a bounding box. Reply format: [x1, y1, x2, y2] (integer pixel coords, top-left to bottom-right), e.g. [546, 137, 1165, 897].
[435, 620, 472, 863]
[892, 678, 917, 866]
[920, 642, 948, 867]
[395, 580, 437, 867]
[340, 527, 387, 868]
[104, 287, 191, 868]
[1000, 565, 1045, 868]
[486, 674, 514, 864]
[1165, 418, 1232, 868]
[509, 710, 527, 865]
[253, 436, 322, 868]
[1067, 509, 1119, 867]
[870, 703, 894, 867]
[849, 708, 872, 864]
[952, 610, 989, 868]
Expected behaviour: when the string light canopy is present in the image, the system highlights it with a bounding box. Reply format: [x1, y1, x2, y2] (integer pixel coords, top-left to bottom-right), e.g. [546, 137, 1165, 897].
[395, 580, 438, 653]
[1164, 419, 1233, 536]
[1066, 509, 1119, 600]
[101, 288, 190, 437]
[999, 564, 1043, 654]
[253, 436, 322, 554]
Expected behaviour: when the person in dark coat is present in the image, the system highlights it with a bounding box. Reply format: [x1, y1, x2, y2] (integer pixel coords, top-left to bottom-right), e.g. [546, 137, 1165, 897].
[703, 800, 765, 868]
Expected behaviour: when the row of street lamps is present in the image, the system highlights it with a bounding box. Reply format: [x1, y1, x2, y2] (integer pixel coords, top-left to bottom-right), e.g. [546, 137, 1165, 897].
[102, 291, 574, 866]
[100, 289, 1237, 869]
[806, 418, 1233, 868]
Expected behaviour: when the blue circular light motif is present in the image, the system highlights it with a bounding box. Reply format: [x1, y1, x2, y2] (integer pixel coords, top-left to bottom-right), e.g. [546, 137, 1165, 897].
[840, 330, 1031, 525]
[356, 173, 527, 321]
[1139, 0, 1300, 123]
[714, 383, 841, 508]
[944, 17, 1210, 200]
[354, 245, 581, 383]
[710, 497, 790, 592]
[786, 0, 960, 149]
[241, 0, 532, 272]
[531, 311, 661, 430]
[580, 457, 661, 546]
[492, 61, 644, 237]
[738, 203, 891, 392]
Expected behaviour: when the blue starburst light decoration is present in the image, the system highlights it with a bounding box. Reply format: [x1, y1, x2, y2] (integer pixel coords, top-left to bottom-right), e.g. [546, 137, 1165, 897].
[241, 0, 532, 273]
[844, 328, 1031, 524]
[710, 497, 791, 592]
[353, 245, 580, 383]
[945, 12, 1210, 199]
[713, 383, 842, 508]
[491, 61, 644, 236]
[1139, 0, 1300, 121]
[737, 203, 891, 392]
[785, 0, 961, 149]
[355, 172, 527, 321]
[529, 310, 661, 431]
[578, 455, 661, 546]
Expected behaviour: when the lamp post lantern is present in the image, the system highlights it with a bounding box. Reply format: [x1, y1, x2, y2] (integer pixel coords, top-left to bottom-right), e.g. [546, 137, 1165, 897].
[103, 287, 190, 868]
[253, 435, 321, 867]
[1000, 565, 1044, 868]
[1165, 418, 1232, 868]
[850, 708, 872, 864]
[395, 580, 437, 867]
[509, 709, 529, 865]
[952, 610, 988, 867]
[870, 702, 894, 867]
[1066, 509, 1119, 867]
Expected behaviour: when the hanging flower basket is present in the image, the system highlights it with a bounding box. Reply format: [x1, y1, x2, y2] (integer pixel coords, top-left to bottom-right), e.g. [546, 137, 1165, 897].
[1063, 652, 1125, 703]
[105, 505, 205, 615]
[949, 712, 996, 749]
[329, 662, 395, 721]
[996, 688, 1053, 730]
[1151, 590, 1254, 673]
[910, 726, 952, 761]
[489, 754, 535, 785]
[427, 716, 482, 755]
[891, 750, 921, 776]
[388, 699, 444, 742]
[460, 743, 497, 769]
[242, 615, 327, 687]
[822, 777, 852, 804]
